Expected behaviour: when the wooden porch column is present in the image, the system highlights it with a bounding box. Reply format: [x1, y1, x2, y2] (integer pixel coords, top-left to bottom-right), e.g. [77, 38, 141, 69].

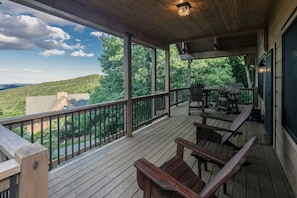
[187, 59, 192, 87]
[15, 144, 48, 198]
[124, 33, 133, 137]
[165, 47, 171, 116]
[151, 48, 157, 116]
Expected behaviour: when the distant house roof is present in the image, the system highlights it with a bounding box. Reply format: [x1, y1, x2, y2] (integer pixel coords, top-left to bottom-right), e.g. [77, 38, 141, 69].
[26, 92, 90, 115]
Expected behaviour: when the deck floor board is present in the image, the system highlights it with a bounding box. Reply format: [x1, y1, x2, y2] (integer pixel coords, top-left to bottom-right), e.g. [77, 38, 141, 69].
[48, 103, 294, 198]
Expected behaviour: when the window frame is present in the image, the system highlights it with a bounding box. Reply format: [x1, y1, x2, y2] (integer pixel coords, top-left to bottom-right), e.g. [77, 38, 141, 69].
[282, 17, 297, 143]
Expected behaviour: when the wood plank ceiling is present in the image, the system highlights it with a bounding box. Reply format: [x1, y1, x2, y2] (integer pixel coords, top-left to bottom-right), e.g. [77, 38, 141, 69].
[11, 0, 273, 60]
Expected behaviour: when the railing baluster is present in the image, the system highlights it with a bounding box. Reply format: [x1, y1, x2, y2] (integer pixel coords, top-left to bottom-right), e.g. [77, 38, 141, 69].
[78, 111, 81, 155]
[89, 109, 92, 149]
[64, 113, 67, 161]
[84, 111, 86, 152]
[49, 117, 53, 170]
[40, 117, 44, 145]
[9, 175, 17, 198]
[71, 112, 74, 158]
[20, 122, 23, 137]
[94, 108, 97, 146]
[57, 115, 60, 165]
[31, 120, 34, 143]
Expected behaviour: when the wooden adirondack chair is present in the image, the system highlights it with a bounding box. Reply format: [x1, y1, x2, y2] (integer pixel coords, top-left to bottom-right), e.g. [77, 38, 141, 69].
[193, 105, 253, 176]
[134, 137, 257, 198]
[188, 83, 205, 115]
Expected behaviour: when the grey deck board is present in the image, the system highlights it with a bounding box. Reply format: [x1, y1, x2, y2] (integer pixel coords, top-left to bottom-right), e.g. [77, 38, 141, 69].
[48, 103, 294, 198]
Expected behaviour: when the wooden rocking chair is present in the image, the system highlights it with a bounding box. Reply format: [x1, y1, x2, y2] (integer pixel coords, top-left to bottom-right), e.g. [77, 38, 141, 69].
[134, 137, 257, 198]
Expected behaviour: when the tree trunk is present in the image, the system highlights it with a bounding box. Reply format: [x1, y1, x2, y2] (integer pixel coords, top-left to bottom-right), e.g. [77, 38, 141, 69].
[244, 65, 253, 88]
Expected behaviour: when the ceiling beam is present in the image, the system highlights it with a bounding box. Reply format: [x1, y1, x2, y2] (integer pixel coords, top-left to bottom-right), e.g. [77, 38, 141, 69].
[172, 29, 261, 44]
[180, 46, 258, 60]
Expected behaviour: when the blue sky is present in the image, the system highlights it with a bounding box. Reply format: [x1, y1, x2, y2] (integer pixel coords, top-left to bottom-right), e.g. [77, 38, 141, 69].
[0, 0, 105, 84]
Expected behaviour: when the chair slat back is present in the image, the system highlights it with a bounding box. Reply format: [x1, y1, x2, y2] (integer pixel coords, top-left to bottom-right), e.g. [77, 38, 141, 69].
[221, 105, 253, 143]
[199, 136, 258, 198]
[189, 83, 204, 101]
[230, 83, 241, 95]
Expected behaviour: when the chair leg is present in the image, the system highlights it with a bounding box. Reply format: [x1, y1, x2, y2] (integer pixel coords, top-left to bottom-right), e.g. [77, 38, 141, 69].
[197, 158, 207, 178]
[226, 99, 230, 114]
[235, 100, 239, 113]
[198, 159, 202, 177]
[224, 183, 227, 194]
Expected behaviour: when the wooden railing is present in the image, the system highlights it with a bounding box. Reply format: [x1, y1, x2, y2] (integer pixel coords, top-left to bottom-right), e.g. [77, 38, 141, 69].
[0, 125, 48, 197]
[0, 87, 257, 172]
[0, 100, 128, 170]
[206, 87, 257, 106]
[0, 86, 257, 197]
[170, 87, 189, 106]
[0, 93, 174, 170]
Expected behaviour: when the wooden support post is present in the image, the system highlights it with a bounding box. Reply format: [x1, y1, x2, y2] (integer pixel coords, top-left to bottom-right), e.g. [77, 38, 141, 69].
[165, 47, 170, 117]
[151, 48, 157, 117]
[187, 59, 192, 87]
[15, 144, 48, 198]
[124, 32, 133, 137]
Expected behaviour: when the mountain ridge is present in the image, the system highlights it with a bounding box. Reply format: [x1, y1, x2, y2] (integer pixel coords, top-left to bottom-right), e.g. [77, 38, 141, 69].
[0, 74, 101, 119]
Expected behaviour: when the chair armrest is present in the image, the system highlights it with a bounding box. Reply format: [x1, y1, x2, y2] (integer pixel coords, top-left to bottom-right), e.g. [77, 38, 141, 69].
[194, 122, 243, 136]
[134, 158, 201, 198]
[193, 122, 237, 134]
[200, 112, 233, 122]
[175, 138, 226, 165]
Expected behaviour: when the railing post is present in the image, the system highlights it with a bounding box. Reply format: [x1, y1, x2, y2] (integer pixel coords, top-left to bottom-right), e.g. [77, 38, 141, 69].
[253, 87, 258, 107]
[15, 144, 48, 198]
[174, 89, 178, 106]
[165, 47, 171, 116]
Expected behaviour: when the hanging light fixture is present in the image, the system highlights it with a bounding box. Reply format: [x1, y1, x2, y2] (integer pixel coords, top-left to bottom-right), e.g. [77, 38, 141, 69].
[176, 2, 191, 17]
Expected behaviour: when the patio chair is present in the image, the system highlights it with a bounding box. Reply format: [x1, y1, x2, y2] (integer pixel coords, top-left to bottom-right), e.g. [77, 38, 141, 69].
[217, 83, 241, 113]
[188, 83, 205, 115]
[134, 137, 257, 198]
[193, 105, 253, 175]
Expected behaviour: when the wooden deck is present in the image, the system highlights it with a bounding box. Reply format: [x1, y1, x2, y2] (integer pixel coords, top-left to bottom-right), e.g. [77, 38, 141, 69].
[48, 103, 294, 198]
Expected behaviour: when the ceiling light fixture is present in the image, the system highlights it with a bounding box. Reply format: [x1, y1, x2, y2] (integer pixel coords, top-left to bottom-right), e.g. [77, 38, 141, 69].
[176, 2, 191, 17]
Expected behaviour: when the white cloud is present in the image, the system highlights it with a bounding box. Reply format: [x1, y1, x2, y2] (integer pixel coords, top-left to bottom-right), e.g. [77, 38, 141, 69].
[91, 31, 111, 38]
[23, 68, 42, 73]
[40, 49, 65, 56]
[71, 50, 94, 57]
[0, 67, 42, 73]
[0, 0, 86, 55]
[0, 13, 74, 51]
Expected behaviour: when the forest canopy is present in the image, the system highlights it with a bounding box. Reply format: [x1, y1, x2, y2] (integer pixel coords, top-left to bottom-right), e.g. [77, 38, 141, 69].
[90, 35, 254, 104]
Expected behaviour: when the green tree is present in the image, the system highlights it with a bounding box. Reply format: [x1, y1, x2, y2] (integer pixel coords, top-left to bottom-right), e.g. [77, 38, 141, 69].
[228, 56, 255, 88]
[190, 57, 235, 87]
[169, 46, 188, 89]
[90, 36, 125, 103]
[90, 37, 247, 104]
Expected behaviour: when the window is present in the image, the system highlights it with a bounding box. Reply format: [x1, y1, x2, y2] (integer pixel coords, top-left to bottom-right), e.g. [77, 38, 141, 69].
[282, 18, 297, 143]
